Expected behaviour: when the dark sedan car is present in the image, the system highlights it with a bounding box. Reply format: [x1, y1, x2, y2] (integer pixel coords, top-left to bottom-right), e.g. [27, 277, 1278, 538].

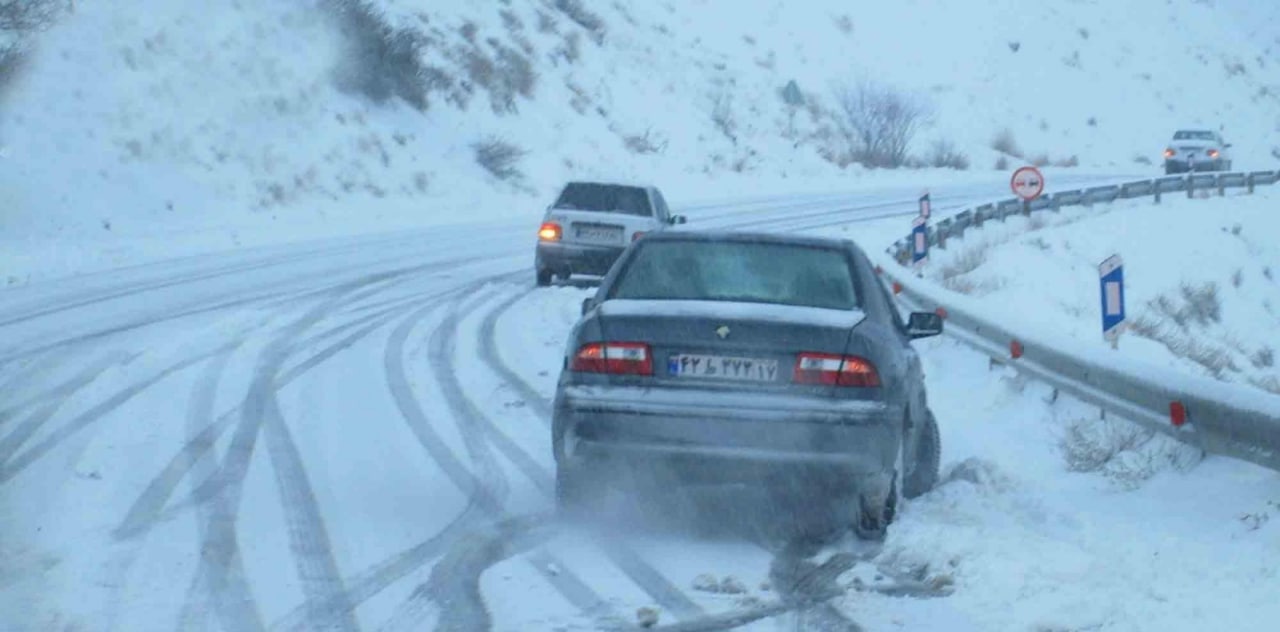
[552, 231, 943, 538]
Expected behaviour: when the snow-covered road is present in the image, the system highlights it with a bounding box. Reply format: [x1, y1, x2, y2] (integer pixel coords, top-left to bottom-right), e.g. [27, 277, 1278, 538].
[3, 175, 1277, 632]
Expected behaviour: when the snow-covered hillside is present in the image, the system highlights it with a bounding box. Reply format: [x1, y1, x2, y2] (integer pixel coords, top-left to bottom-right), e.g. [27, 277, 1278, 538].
[2, 0, 1280, 284]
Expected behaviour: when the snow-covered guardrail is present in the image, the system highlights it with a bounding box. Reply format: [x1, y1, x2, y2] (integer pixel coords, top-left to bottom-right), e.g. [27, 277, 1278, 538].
[879, 170, 1280, 472]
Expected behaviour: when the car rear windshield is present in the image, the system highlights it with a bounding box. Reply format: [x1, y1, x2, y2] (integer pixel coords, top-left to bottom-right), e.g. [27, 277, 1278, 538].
[609, 240, 859, 310]
[553, 183, 652, 216]
[1173, 131, 1216, 141]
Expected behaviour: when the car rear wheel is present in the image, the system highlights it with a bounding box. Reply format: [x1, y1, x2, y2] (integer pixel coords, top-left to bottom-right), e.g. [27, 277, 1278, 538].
[903, 410, 941, 499]
[853, 477, 897, 541]
[536, 268, 553, 287]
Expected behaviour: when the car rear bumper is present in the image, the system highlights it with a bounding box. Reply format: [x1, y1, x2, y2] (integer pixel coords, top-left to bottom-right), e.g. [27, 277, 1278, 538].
[1165, 159, 1225, 173]
[535, 241, 626, 276]
[554, 384, 901, 482]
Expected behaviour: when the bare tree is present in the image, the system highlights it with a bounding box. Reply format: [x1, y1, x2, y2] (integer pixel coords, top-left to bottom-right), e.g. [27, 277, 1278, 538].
[832, 81, 931, 168]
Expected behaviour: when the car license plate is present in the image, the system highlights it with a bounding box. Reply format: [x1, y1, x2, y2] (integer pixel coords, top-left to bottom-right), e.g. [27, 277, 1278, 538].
[573, 224, 624, 244]
[668, 354, 779, 382]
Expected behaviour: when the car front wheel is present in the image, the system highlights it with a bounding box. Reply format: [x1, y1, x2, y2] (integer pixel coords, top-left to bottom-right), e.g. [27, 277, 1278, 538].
[536, 268, 553, 287]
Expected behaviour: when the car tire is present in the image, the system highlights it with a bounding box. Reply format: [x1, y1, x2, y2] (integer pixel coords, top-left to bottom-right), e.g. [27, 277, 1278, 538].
[853, 477, 897, 541]
[536, 268, 553, 287]
[902, 411, 941, 499]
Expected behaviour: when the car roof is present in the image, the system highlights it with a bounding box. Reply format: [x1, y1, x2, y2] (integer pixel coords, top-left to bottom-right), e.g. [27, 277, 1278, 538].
[642, 229, 857, 251]
[562, 180, 657, 191]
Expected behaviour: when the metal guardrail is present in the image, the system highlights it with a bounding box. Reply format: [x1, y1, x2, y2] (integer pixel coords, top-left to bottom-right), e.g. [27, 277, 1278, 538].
[883, 170, 1280, 471]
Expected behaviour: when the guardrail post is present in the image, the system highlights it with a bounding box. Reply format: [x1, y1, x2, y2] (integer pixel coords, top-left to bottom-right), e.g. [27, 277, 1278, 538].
[1218, 177, 1225, 197]
[1051, 195, 1060, 213]
[1187, 175, 1194, 199]
[937, 224, 948, 250]
[1154, 184, 1161, 205]
[1248, 173, 1255, 195]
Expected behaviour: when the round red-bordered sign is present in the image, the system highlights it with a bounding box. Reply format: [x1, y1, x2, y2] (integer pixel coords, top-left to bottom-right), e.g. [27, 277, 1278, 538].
[1010, 166, 1045, 201]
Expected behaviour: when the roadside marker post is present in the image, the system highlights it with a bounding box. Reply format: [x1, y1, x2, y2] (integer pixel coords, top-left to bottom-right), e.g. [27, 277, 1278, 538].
[911, 216, 929, 271]
[1099, 255, 1126, 349]
[919, 192, 931, 220]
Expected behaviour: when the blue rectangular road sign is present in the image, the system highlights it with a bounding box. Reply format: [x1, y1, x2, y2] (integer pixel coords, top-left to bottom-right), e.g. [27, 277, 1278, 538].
[1099, 255, 1125, 341]
[911, 216, 929, 266]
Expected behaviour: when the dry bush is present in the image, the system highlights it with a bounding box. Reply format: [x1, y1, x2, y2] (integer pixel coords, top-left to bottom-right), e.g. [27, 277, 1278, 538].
[1133, 154, 1153, 166]
[0, 0, 61, 31]
[991, 128, 1022, 158]
[623, 128, 666, 154]
[473, 138, 526, 180]
[1252, 347, 1275, 369]
[326, 0, 435, 111]
[927, 140, 970, 170]
[710, 91, 737, 144]
[1053, 155, 1080, 167]
[939, 244, 989, 279]
[553, 0, 606, 44]
[557, 30, 581, 63]
[994, 155, 1010, 170]
[831, 80, 931, 168]
[457, 40, 537, 113]
[1060, 417, 1202, 489]
[1030, 154, 1050, 167]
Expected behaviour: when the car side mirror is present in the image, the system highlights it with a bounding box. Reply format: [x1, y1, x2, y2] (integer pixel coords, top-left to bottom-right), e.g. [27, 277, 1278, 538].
[1223, 143, 1233, 148]
[906, 312, 943, 339]
[669, 215, 687, 225]
[581, 298, 595, 316]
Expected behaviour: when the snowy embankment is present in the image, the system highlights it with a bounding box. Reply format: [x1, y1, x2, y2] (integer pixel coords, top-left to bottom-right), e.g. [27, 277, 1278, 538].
[3, 0, 1280, 285]
[914, 188, 1280, 396]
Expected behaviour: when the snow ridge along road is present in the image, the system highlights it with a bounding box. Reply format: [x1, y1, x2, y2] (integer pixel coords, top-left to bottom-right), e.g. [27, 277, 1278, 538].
[3, 174, 1230, 632]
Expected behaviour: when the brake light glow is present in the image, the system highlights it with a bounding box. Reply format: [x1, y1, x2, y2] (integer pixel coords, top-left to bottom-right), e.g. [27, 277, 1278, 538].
[632, 231, 646, 242]
[793, 353, 880, 387]
[1207, 149, 1220, 158]
[1163, 148, 1176, 158]
[538, 222, 562, 241]
[570, 342, 653, 375]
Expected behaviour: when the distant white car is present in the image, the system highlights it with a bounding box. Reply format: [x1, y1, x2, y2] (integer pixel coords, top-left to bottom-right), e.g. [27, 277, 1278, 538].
[1163, 129, 1233, 174]
[534, 181, 685, 286]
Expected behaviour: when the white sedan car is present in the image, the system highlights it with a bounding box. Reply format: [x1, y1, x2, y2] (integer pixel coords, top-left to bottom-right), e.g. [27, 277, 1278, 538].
[1163, 129, 1233, 174]
[534, 181, 685, 286]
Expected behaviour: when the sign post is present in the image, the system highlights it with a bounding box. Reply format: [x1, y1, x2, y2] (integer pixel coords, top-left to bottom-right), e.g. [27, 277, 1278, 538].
[1011, 166, 1046, 215]
[911, 216, 929, 271]
[1098, 255, 1126, 348]
[918, 192, 931, 220]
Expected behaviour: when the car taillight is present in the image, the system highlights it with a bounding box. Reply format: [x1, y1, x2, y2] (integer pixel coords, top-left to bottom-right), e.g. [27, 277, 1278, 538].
[1207, 149, 1220, 158]
[632, 231, 646, 242]
[793, 353, 880, 387]
[1163, 148, 1176, 158]
[539, 222, 562, 241]
[571, 342, 653, 375]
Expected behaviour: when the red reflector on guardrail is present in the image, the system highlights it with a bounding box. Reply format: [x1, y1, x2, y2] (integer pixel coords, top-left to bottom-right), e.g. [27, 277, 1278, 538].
[892, 281, 903, 295]
[1170, 401, 1187, 427]
[1010, 340, 1024, 359]
[935, 307, 948, 320]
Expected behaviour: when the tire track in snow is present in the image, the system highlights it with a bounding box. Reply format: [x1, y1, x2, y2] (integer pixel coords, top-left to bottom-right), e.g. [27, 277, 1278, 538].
[117, 285, 448, 541]
[182, 276, 412, 632]
[451, 284, 704, 624]
[0, 347, 226, 484]
[0, 352, 131, 467]
[476, 285, 735, 623]
[0, 351, 133, 429]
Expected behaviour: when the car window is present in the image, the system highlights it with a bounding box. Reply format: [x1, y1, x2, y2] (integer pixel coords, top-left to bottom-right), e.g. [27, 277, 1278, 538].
[609, 240, 859, 310]
[553, 183, 653, 216]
